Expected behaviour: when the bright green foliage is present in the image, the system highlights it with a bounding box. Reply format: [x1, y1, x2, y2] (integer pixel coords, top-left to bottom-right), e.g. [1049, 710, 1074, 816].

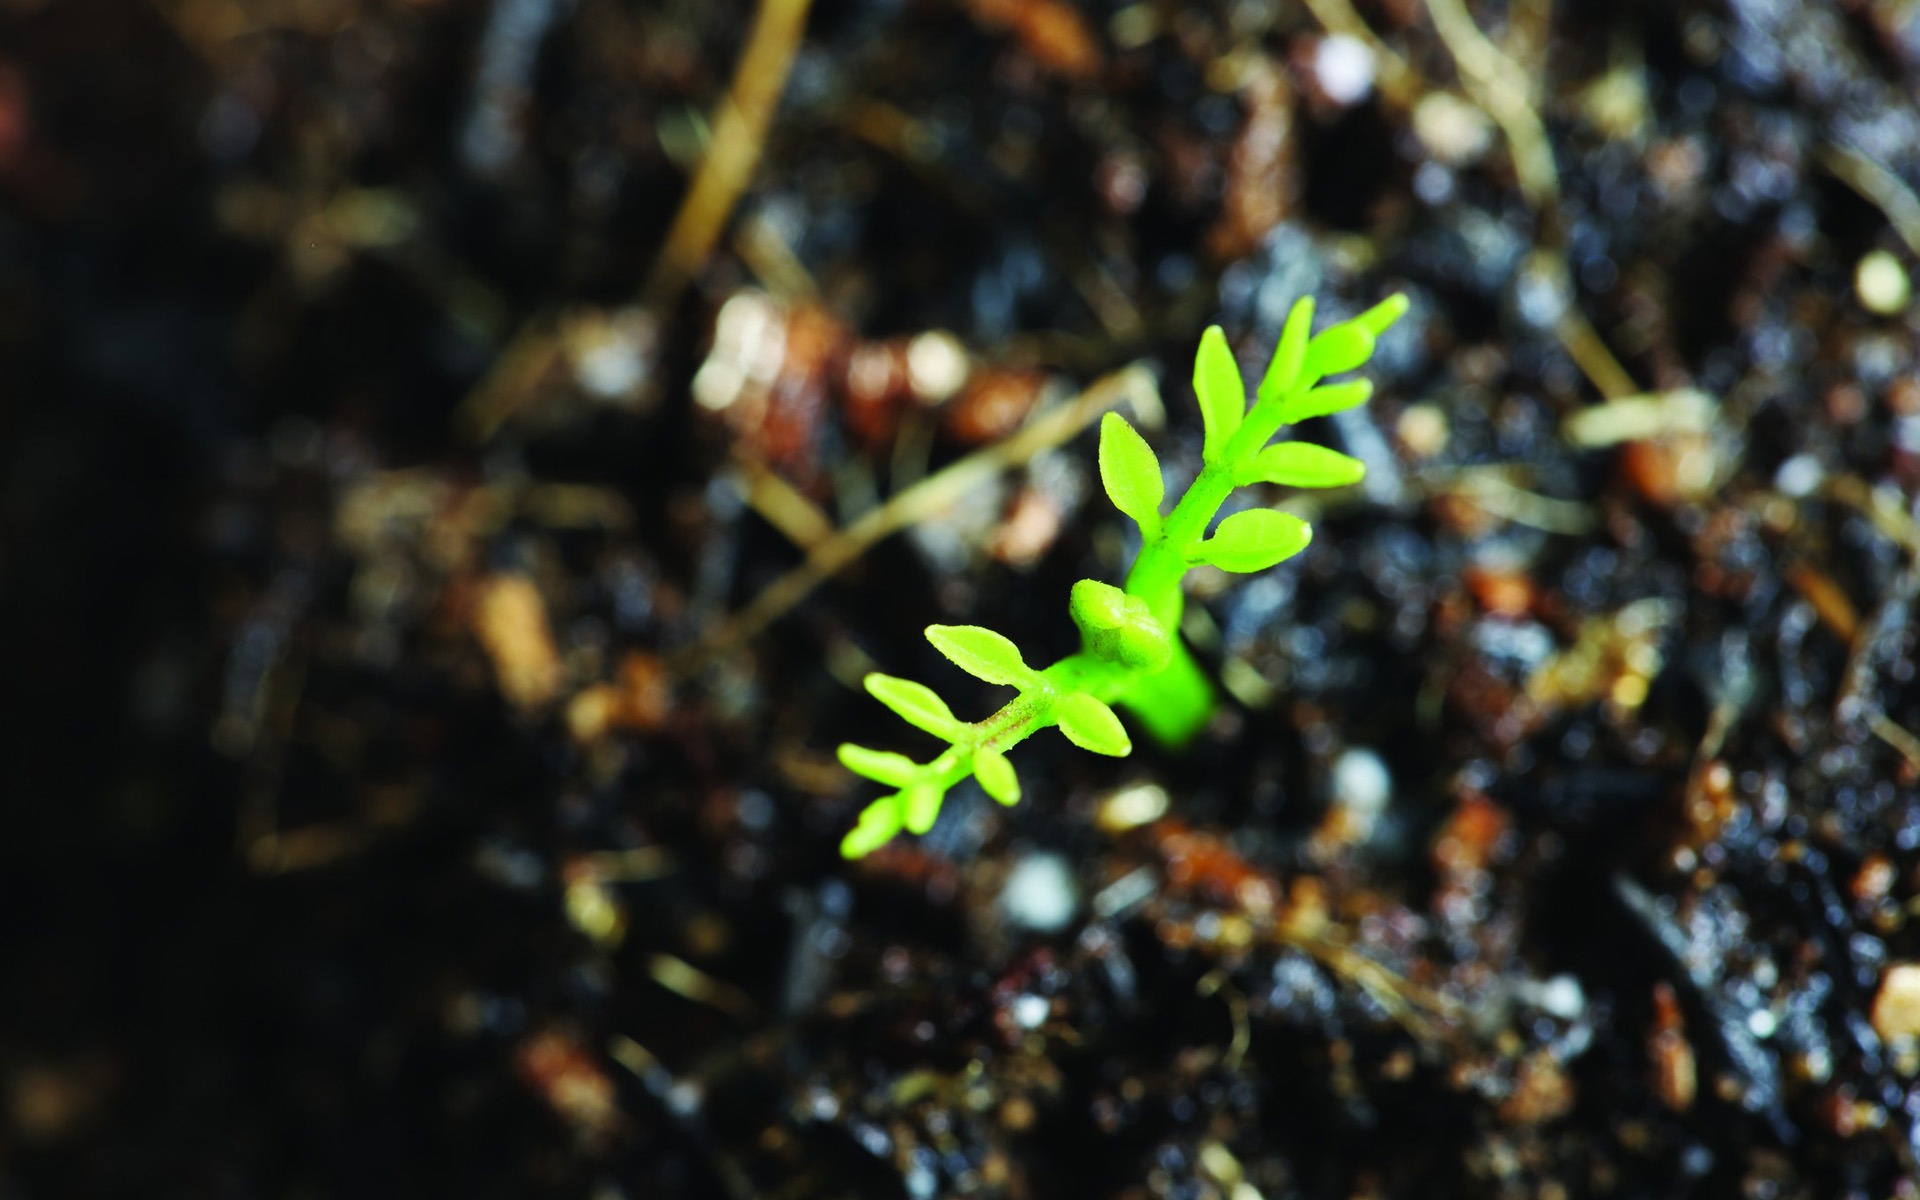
[1235, 441, 1366, 488]
[1194, 509, 1312, 574]
[836, 295, 1407, 857]
[1256, 297, 1314, 405]
[1193, 326, 1245, 463]
[925, 624, 1035, 687]
[1278, 379, 1372, 425]
[973, 747, 1020, 804]
[838, 744, 921, 787]
[1098, 412, 1163, 535]
[864, 674, 963, 739]
[1055, 692, 1131, 756]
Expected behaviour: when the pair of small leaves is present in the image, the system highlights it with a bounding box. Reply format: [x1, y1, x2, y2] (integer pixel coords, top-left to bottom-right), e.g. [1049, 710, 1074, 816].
[838, 776, 945, 856]
[837, 742, 947, 834]
[1256, 293, 1410, 414]
[841, 795, 904, 858]
[867, 625, 1037, 737]
[838, 729, 1017, 812]
[1193, 509, 1312, 574]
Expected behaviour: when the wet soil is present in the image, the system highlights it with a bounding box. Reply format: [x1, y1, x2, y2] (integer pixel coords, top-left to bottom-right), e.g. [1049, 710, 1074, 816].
[7, 0, 1920, 1196]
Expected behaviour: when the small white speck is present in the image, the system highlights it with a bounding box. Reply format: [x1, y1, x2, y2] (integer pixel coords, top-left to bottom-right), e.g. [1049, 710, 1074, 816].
[666, 1080, 704, 1117]
[691, 357, 745, 412]
[1773, 452, 1823, 499]
[1412, 91, 1493, 165]
[1514, 259, 1570, 328]
[1535, 974, 1586, 1020]
[576, 337, 645, 399]
[1001, 852, 1080, 933]
[1315, 35, 1377, 106]
[907, 331, 969, 403]
[1011, 993, 1050, 1029]
[1857, 249, 1911, 316]
[1332, 747, 1392, 826]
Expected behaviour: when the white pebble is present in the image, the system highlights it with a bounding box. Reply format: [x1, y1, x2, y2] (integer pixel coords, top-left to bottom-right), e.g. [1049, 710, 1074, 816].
[1315, 35, 1376, 107]
[1332, 747, 1392, 828]
[1001, 852, 1080, 933]
[1535, 974, 1586, 1020]
[1857, 250, 1911, 316]
[1773, 452, 1823, 499]
[1011, 993, 1050, 1029]
[907, 331, 969, 403]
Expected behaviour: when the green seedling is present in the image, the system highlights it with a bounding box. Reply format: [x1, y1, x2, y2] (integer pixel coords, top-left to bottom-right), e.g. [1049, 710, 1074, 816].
[837, 295, 1409, 858]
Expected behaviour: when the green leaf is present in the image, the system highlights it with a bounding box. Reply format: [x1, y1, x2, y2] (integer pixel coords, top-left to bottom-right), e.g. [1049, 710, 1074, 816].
[865, 673, 964, 739]
[1193, 325, 1245, 463]
[841, 795, 904, 858]
[926, 624, 1033, 687]
[1276, 379, 1372, 425]
[973, 747, 1020, 805]
[1302, 323, 1375, 381]
[903, 782, 942, 835]
[1098, 412, 1163, 533]
[1234, 442, 1366, 489]
[1256, 296, 1315, 406]
[1055, 692, 1131, 756]
[1354, 292, 1410, 338]
[837, 743, 923, 787]
[1194, 509, 1313, 573]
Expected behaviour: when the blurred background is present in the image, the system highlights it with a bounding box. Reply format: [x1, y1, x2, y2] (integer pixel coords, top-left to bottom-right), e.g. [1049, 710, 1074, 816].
[7, 0, 1920, 1195]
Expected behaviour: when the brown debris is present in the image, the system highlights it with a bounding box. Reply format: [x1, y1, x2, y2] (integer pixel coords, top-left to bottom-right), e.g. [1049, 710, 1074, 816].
[1498, 1049, 1575, 1126]
[1784, 561, 1862, 643]
[696, 293, 851, 477]
[1205, 60, 1296, 263]
[1432, 789, 1510, 879]
[1462, 564, 1535, 618]
[515, 1029, 620, 1138]
[965, 0, 1104, 82]
[943, 367, 1046, 445]
[1870, 962, 1920, 1043]
[1618, 433, 1719, 507]
[1525, 598, 1674, 721]
[1648, 982, 1696, 1113]
[841, 338, 916, 447]
[567, 651, 673, 743]
[472, 574, 562, 710]
[988, 483, 1065, 567]
[1150, 820, 1280, 916]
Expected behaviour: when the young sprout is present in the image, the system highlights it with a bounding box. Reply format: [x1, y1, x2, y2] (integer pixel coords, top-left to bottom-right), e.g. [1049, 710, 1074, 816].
[837, 294, 1409, 858]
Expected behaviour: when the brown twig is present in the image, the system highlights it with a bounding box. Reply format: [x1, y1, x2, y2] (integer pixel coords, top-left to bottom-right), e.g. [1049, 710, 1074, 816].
[643, 0, 817, 308]
[1821, 140, 1920, 260]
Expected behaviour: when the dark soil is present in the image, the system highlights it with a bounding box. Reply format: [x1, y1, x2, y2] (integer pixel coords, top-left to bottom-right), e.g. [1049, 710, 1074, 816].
[7, 0, 1920, 1196]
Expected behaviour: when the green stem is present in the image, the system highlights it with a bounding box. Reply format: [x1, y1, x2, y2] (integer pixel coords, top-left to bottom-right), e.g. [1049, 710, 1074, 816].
[1106, 382, 1314, 747]
[1117, 637, 1213, 745]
